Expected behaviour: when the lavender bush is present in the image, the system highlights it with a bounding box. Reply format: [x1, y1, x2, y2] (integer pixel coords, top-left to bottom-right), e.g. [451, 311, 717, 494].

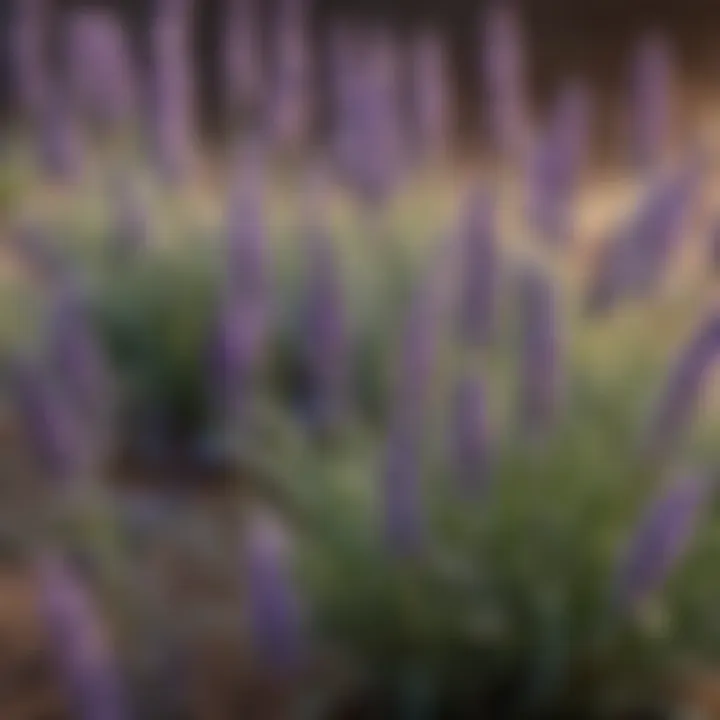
[1, 2, 720, 718]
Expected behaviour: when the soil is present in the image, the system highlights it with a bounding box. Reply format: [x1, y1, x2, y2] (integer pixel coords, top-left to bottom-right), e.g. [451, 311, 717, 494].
[0, 569, 66, 720]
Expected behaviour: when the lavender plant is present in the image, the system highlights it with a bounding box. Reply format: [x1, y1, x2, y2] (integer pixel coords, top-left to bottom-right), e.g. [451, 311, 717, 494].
[517, 266, 563, 437]
[527, 80, 592, 246]
[9, 0, 48, 123]
[149, 0, 195, 183]
[449, 375, 492, 496]
[341, 31, 405, 205]
[35, 553, 127, 720]
[642, 315, 720, 461]
[223, 0, 264, 125]
[381, 271, 444, 556]
[268, 0, 312, 150]
[456, 187, 499, 347]
[614, 473, 710, 611]
[298, 211, 350, 434]
[629, 32, 674, 173]
[586, 154, 703, 314]
[209, 146, 271, 439]
[409, 31, 452, 162]
[243, 512, 304, 674]
[2, 3, 720, 718]
[64, 10, 137, 134]
[38, 82, 83, 182]
[10, 357, 90, 485]
[481, 2, 528, 163]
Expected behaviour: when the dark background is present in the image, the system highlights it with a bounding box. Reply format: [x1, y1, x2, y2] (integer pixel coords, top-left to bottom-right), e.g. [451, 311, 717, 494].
[2, 0, 720, 136]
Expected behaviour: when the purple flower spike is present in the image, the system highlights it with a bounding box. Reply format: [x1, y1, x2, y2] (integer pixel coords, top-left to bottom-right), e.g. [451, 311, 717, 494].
[383, 425, 425, 556]
[65, 10, 137, 132]
[328, 24, 364, 181]
[585, 220, 640, 317]
[209, 294, 268, 429]
[35, 554, 126, 720]
[410, 31, 451, 160]
[527, 80, 592, 245]
[450, 376, 491, 497]
[209, 152, 270, 428]
[301, 219, 349, 432]
[614, 474, 709, 610]
[39, 83, 83, 182]
[243, 513, 303, 675]
[382, 256, 451, 556]
[227, 143, 269, 291]
[393, 259, 447, 427]
[223, 0, 264, 122]
[10, 0, 48, 122]
[341, 31, 405, 205]
[517, 267, 562, 437]
[643, 316, 720, 459]
[627, 157, 703, 297]
[710, 219, 720, 273]
[149, 0, 195, 183]
[481, 2, 528, 162]
[457, 188, 499, 347]
[629, 32, 674, 173]
[47, 281, 111, 434]
[268, 0, 312, 149]
[586, 155, 703, 314]
[11, 359, 87, 484]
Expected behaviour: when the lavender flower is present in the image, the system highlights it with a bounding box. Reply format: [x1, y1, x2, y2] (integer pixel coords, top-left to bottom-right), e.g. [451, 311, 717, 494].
[409, 31, 452, 160]
[527, 80, 592, 245]
[450, 376, 491, 496]
[383, 424, 425, 556]
[629, 32, 674, 173]
[643, 315, 720, 459]
[342, 31, 405, 204]
[209, 150, 270, 427]
[209, 293, 268, 429]
[243, 514, 303, 674]
[64, 10, 137, 131]
[481, 2, 528, 162]
[268, 0, 311, 149]
[301, 219, 349, 432]
[586, 156, 703, 314]
[47, 281, 111, 434]
[382, 255, 450, 555]
[517, 267, 562, 437]
[393, 258, 448, 426]
[584, 223, 638, 316]
[10, 359, 88, 483]
[149, 0, 195, 182]
[227, 143, 269, 289]
[614, 474, 709, 610]
[328, 24, 363, 182]
[223, 0, 264, 122]
[10, 0, 47, 121]
[35, 554, 126, 720]
[710, 219, 720, 273]
[38, 82, 83, 182]
[625, 156, 703, 298]
[457, 188, 498, 347]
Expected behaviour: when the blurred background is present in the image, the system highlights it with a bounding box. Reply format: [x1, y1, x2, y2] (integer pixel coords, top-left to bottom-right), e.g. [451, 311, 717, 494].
[3, 0, 720, 718]
[2, 0, 720, 139]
